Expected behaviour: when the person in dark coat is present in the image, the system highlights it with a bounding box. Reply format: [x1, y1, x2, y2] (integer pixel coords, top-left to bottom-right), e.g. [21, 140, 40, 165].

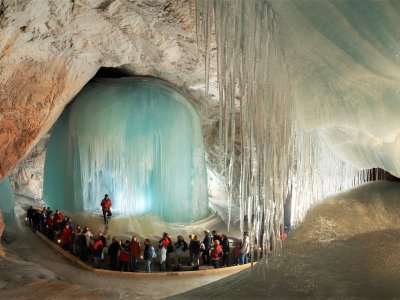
[27, 206, 35, 227]
[32, 209, 41, 231]
[212, 230, 223, 245]
[173, 235, 187, 271]
[190, 235, 201, 270]
[39, 208, 47, 233]
[143, 239, 154, 273]
[108, 237, 121, 270]
[221, 234, 230, 267]
[202, 230, 212, 265]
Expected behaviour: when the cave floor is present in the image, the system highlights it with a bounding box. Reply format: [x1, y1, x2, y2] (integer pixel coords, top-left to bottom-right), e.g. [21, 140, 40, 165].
[2, 181, 400, 299]
[169, 181, 400, 299]
[170, 229, 400, 299]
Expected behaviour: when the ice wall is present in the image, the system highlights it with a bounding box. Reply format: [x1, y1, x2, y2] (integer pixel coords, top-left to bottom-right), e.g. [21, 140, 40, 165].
[44, 78, 209, 223]
[195, 0, 375, 256]
[0, 177, 17, 226]
[271, 0, 400, 176]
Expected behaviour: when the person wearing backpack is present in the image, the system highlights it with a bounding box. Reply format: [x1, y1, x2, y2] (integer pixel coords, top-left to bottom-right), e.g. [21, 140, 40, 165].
[173, 235, 187, 271]
[143, 239, 156, 273]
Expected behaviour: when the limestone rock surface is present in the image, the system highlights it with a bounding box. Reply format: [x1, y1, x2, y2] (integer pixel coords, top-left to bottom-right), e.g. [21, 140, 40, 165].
[0, 0, 217, 181]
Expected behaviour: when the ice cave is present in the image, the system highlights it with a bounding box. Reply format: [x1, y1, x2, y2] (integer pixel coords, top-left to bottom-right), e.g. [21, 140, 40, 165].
[1, 0, 400, 299]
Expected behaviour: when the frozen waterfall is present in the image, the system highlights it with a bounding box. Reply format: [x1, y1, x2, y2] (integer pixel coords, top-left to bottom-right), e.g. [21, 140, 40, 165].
[43, 78, 209, 223]
[194, 0, 376, 257]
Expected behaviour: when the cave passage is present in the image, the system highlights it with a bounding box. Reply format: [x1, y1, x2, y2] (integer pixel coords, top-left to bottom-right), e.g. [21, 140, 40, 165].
[43, 78, 209, 223]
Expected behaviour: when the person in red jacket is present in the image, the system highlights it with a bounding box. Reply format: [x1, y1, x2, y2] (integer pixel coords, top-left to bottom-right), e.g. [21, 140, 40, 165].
[93, 236, 104, 269]
[210, 239, 222, 269]
[59, 223, 72, 251]
[129, 236, 142, 271]
[158, 232, 173, 269]
[100, 194, 112, 225]
[119, 241, 130, 272]
[232, 241, 242, 266]
[53, 210, 63, 232]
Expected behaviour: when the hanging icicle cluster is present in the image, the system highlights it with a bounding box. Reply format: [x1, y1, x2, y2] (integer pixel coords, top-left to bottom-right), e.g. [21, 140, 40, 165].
[194, 0, 373, 260]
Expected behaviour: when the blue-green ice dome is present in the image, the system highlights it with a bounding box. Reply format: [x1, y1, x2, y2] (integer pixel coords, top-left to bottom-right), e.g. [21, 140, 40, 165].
[44, 78, 209, 223]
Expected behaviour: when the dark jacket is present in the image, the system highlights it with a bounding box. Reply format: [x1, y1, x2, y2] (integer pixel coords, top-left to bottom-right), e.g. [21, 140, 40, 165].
[190, 239, 201, 255]
[108, 241, 120, 257]
[100, 235, 107, 247]
[203, 235, 212, 250]
[174, 239, 187, 252]
[222, 237, 230, 253]
[27, 208, 35, 218]
[143, 244, 152, 261]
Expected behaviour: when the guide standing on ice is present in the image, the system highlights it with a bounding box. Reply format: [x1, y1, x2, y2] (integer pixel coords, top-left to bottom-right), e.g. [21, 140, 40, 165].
[100, 194, 112, 225]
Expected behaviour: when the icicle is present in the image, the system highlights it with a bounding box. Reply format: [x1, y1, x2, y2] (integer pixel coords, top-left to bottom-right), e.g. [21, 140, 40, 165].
[195, 0, 372, 260]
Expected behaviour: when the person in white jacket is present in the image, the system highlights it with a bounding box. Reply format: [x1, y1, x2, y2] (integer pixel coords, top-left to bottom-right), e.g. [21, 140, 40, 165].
[240, 231, 250, 264]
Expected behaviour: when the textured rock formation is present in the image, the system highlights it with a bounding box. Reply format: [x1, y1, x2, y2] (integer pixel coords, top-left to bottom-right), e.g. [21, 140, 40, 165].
[0, 0, 216, 181]
[9, 135, 48, 200]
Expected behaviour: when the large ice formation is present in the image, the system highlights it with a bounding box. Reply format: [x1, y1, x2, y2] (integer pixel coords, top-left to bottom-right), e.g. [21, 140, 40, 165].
[0, 177, 16, 226]
[195, 0, 384, 256]
[43, 78, 208, 223]
[271, 0, 400, 176]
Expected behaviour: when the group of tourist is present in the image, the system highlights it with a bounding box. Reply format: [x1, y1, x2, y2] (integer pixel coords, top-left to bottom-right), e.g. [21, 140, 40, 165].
[26, 206, 252, 273]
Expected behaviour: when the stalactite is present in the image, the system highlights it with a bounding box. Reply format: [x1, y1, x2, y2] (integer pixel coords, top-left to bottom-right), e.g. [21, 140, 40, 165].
[195, 0, 372, 256]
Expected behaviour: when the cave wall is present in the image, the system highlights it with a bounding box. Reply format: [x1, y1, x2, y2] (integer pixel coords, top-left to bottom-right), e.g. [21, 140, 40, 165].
[8, 134, 47, 200]
[0, 0, 219, 182]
